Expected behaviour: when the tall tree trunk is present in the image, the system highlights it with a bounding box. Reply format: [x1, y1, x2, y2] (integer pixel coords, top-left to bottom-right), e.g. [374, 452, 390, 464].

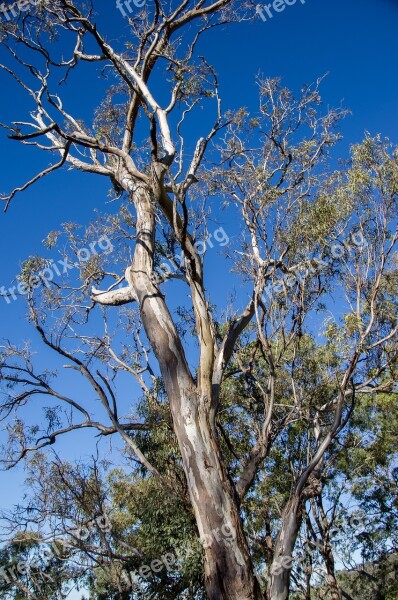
[129, 184, 263, 600]
[268, 495, 302, 600]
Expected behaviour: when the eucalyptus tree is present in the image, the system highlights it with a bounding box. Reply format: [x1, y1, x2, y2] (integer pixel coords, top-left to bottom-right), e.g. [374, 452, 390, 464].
[0, 2, 397, 599]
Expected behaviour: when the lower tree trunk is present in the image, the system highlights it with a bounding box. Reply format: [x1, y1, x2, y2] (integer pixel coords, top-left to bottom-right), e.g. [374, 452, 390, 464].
[305, 577, 311, 600]
[134, 298, 263, 600]
[324, 548, 341, 600]
[174, 399, 263, 599]
[268, 495, 302, 600]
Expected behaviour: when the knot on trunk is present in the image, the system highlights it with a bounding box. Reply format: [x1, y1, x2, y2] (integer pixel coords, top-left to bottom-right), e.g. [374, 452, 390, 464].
[302, 471, 323, 499]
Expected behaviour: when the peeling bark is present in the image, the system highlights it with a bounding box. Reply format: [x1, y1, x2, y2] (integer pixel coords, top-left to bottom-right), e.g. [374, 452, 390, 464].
[175, 404, 263, 600]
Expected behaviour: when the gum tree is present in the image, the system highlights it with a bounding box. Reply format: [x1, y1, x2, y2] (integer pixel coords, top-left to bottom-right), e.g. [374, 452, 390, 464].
[0, 2, 397, 599]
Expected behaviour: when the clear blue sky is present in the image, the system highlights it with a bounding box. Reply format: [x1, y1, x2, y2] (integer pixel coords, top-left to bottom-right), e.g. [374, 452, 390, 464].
[0, 0, 398, 595]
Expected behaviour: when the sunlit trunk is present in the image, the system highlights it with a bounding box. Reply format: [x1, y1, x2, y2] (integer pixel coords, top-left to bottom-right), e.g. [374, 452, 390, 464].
[174, 398, 263, 599]
[130, 185, 263, 600]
